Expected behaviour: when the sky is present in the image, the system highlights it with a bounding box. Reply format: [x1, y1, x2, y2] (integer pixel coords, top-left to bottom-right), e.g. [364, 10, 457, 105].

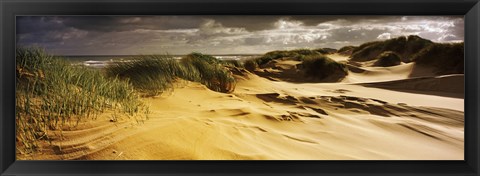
[16, 16, 464, 55]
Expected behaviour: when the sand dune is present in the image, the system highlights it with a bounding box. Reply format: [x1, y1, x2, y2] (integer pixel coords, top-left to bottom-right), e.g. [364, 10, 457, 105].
[326, 54, 438, 84]
[20, 68, 464, 160]
[251, 54, 439, 84]
[343, 63, 417, 83]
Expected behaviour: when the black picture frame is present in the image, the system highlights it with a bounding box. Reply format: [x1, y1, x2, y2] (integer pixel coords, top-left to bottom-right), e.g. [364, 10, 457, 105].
[1, 0, 479, 175]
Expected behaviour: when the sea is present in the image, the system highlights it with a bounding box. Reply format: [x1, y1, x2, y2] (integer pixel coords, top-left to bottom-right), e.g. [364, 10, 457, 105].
[63, 55, 261, 69]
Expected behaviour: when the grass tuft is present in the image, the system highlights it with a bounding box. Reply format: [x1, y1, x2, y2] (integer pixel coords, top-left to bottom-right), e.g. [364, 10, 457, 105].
[181, 53, 236, 93]
[106, 52, 236, 95]
[106, 55, 181, 96]
[302, 55, 348, 81]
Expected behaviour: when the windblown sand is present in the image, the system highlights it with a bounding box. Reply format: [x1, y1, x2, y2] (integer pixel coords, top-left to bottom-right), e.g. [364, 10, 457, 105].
[19, 55, 464, 160]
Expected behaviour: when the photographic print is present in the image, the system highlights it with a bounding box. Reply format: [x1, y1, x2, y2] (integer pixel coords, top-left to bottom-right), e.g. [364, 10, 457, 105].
[15, 16, 464, 160]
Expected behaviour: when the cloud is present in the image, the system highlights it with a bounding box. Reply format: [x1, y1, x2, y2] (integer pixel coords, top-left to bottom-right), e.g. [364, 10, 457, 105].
[274, 19, 304, 29]
[438, 34, 460, 42]
[377, 32, 392, 40]
[198, 19, 247, 36]
[16, 16, 464, 55]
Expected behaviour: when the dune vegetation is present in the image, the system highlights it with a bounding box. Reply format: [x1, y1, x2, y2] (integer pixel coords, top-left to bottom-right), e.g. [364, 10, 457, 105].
[16, 47, 149, 153]
[337, 45, 357, 56]
[106, 52, 236, 95]
[302, 55, 348, 81]
[105, 55, 181, 96]
[244, 59, 259, 72]
[252, 49, 322, 66]
[350, 35, 433, 62]
[344, 35, 464, 75]
[373, 51, 402, 67]
[244, 49, 348, 82]
[314, 48, 338, 55]
[16, 48, 238, 154]
[411, 42, 464, 75]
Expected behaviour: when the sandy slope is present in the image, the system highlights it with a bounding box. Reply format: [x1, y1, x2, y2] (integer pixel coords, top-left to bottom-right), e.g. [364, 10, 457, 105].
[20, 66, 464, 160]
[327, 54, 439, 83]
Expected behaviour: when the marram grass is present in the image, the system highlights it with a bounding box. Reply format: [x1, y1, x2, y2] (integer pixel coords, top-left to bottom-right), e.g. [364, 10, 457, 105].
[16, 47, 148, 154]
[106, 52, 236, 95]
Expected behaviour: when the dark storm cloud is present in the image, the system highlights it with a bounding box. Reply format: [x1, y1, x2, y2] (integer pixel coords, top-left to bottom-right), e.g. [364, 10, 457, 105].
[61, 16, 204, 32]
[17, 16, 67, 34]
[17, 16, 204, 34]
[16, 16, 464, 55]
